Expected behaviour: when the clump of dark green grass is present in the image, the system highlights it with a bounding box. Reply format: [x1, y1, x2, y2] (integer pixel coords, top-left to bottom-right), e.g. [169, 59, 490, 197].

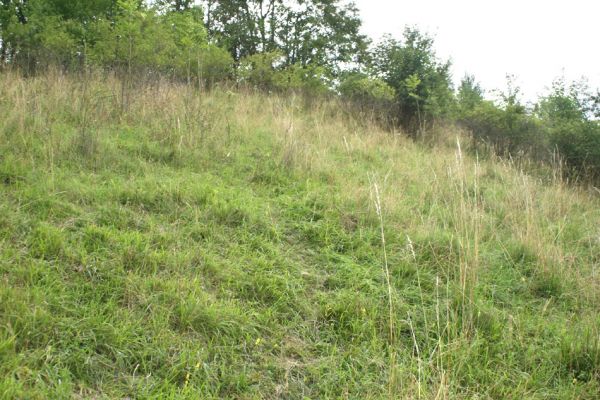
[561, 326, 600, 382]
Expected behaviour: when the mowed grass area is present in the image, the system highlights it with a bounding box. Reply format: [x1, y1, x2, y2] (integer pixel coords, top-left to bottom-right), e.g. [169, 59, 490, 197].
[0, 71, 599, 399]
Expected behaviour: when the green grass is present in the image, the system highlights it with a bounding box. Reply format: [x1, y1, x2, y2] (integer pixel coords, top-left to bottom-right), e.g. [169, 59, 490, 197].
[1, 70, 599, 399]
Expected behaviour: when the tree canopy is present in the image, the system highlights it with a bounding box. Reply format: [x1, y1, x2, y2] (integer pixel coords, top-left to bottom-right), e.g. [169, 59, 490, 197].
[370, 28, 454, 132]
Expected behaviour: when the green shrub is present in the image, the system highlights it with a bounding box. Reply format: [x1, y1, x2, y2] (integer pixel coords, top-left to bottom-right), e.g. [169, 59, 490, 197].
[462, 102, 543, 155]
[238, 51, 281, 90]
[371, 27, 455, 133]
[273, 63, 331, 96]
[550, 120, 600, 180]
[198, 45, 234, 86]
[238, 52, 330, 96]
[339, 73, 394, 103]
[338, 72, 395, 127]
[538, 79, 600, 181]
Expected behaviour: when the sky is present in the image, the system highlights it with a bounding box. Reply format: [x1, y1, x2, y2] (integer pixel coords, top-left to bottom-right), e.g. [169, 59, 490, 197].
[354, 0, 600, 103]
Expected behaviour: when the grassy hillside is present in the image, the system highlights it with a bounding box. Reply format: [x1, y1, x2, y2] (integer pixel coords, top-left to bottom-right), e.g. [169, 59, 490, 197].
[0, 71, 599, 399]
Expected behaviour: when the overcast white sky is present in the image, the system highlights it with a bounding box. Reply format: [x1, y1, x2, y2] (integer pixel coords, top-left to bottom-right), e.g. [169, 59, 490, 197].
[354, 0, 600, 102]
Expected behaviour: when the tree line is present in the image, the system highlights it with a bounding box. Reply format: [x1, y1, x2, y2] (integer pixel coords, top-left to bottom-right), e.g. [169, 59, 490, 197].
[1, 0, 599, 181]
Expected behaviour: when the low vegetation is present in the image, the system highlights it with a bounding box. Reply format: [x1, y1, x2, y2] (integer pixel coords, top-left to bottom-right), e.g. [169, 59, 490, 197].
[1, 71, 599, 398]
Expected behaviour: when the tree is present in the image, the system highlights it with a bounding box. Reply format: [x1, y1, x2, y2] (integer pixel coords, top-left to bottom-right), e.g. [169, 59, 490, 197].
[275, 0, 367, 72]
[0, 0, 234, 87]
[0, 0, 120, 68]
[370, 27, 454, 133]
[202, 0, 261, 61]
[199, 0, 367, 76]
[40, 0, 117, 21]
[457, 74, 484, 112]
[164, 7, 208, 83]
[0, 0, 77, 70]
[591, 90, 600, 119]
[157, 0, 195, 12]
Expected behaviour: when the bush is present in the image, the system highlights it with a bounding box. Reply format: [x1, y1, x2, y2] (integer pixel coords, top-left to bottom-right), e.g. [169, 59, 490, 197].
[199, 45, 234, 86]
[550, 120, 600, 180]
[339, 72, 394, 104]
[238, 52, 330, 96]
[538, 79, 600, 181]
[339, 72, 396, 126]
[273, 63, 330, 96]
[238, 52, 281, 90]
[459, 100, 546, 158]
[0, 0, 233, 87]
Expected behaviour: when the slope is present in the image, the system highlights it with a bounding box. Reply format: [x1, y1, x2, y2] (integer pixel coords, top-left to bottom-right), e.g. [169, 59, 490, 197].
[0, 71, 599, 399]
